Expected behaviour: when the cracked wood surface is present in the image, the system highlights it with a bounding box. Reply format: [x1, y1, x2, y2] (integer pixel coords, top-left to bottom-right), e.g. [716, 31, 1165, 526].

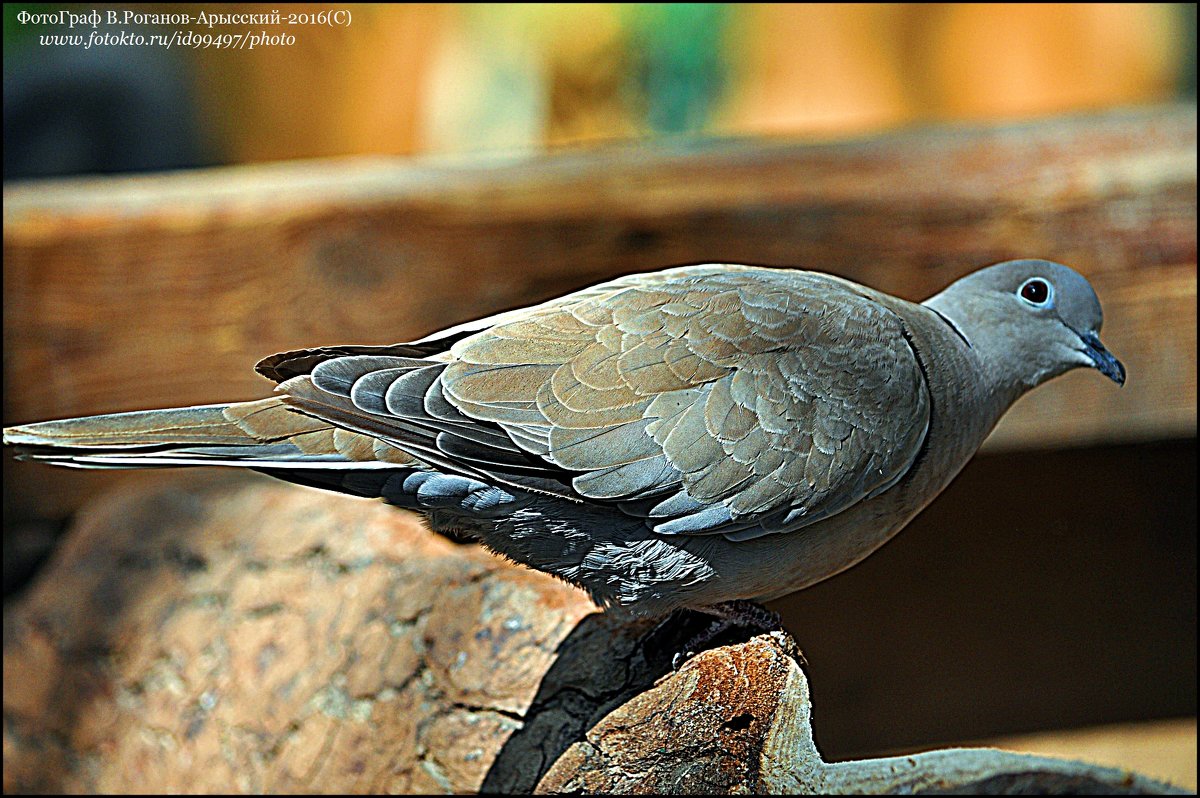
[1, 475, 1190, 794]
[1, 474, 670, 794]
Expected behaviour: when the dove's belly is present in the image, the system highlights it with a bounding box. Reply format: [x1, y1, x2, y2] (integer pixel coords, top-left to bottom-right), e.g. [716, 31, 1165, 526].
[451, 367, 1000, 617]
[447, 472, 938, 618]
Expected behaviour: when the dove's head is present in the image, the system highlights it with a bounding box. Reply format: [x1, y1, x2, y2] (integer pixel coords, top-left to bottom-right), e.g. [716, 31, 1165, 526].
[924, 259, 1125, 392]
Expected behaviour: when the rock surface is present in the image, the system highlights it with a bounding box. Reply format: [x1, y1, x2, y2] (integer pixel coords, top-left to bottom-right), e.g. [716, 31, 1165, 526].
[2, 474, 1188, 794]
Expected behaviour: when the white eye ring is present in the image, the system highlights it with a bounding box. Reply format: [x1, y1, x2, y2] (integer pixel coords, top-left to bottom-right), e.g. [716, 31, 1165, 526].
[1018, 277, 1054, 307]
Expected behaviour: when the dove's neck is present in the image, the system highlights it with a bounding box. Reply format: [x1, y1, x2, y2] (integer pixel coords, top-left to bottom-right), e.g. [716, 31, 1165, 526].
[886, 299, 1021, 491]
[920, 294, 1030, 414]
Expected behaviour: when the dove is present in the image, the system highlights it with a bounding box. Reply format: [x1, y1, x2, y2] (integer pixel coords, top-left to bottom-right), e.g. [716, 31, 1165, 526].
[5, 260, 1124, 625]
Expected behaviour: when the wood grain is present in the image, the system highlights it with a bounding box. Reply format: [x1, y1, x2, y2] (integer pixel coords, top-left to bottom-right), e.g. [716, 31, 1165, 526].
[2, 476, 1187, 794]
[4, 104, 1195, 520]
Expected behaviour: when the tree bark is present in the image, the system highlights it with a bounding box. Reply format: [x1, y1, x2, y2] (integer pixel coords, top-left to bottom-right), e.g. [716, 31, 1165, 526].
[2, 475, 1189, 794]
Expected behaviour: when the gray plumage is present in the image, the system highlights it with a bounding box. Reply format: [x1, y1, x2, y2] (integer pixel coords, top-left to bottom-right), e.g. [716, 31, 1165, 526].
[3, 259, 1125, 618]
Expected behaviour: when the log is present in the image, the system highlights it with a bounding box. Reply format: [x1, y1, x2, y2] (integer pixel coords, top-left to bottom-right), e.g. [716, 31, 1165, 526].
[3, 104, 1196, 523]
[2, 477, 1188, 794]
[536, 639, 1189, 795]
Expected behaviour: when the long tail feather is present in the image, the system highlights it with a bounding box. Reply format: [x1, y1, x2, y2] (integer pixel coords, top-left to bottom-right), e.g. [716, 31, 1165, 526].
[4, 404, 250, 449]
[4, 401, 521, 521]
[2, 399, 411, 471]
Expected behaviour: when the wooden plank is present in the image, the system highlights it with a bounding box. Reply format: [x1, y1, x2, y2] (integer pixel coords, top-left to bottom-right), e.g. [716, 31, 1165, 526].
[4, 105, 1195, 519]
[979, 718, 1197, 793]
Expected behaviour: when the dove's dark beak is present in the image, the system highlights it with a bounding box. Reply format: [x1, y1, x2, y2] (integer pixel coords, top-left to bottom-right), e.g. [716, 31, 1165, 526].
[1079, 332, 1126, 385]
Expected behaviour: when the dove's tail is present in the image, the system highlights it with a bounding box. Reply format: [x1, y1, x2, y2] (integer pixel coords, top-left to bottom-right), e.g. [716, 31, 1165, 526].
[1, 399, 402, 472]
[3, 401, 518, 521]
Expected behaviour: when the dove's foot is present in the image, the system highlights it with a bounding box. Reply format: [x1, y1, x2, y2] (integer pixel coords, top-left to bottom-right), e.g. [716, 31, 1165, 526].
[706, 599, 785, 634]
[643, 597, 801, 672]
[640, 608, 700, 668]
[671, 600, 780, 669]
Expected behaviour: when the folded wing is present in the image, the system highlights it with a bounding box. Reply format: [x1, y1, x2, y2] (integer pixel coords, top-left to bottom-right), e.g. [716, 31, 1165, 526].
[265, 265, 931, 540]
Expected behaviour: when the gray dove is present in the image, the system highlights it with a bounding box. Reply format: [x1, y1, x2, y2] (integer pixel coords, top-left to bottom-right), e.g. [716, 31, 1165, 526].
[4, 260, 1124, 629]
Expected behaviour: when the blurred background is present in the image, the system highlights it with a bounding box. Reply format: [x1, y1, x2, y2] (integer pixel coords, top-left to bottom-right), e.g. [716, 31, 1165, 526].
[3, 3, 1196, 175]
[3, 2, 1197, 791]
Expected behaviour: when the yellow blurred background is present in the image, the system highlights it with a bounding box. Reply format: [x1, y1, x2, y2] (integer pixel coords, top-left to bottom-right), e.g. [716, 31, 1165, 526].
[3, 3, 1195, 176]
[186, 2, 1196, 154]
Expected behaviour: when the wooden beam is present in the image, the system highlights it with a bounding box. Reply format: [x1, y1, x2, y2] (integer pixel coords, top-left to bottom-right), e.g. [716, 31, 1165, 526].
[4, 104, 1195, 519]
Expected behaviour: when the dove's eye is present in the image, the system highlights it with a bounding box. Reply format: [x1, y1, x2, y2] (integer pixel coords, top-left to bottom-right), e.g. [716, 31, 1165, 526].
[1018, 278, 1052, 307]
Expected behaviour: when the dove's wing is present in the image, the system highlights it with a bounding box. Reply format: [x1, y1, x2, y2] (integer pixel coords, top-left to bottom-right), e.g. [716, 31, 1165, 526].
[267, 265, 931, 540]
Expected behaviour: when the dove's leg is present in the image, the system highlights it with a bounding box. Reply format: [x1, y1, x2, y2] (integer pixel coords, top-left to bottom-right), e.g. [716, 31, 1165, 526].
[704, 599, 784, 632]
[670, 600, 793, 669]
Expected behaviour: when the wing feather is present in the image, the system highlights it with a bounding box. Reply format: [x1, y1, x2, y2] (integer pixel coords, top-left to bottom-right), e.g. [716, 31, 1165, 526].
[262, 265, 929, 539]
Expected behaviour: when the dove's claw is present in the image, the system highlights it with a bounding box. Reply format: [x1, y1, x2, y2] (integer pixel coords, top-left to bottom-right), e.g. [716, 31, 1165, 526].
[655, 600, 791, 670]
